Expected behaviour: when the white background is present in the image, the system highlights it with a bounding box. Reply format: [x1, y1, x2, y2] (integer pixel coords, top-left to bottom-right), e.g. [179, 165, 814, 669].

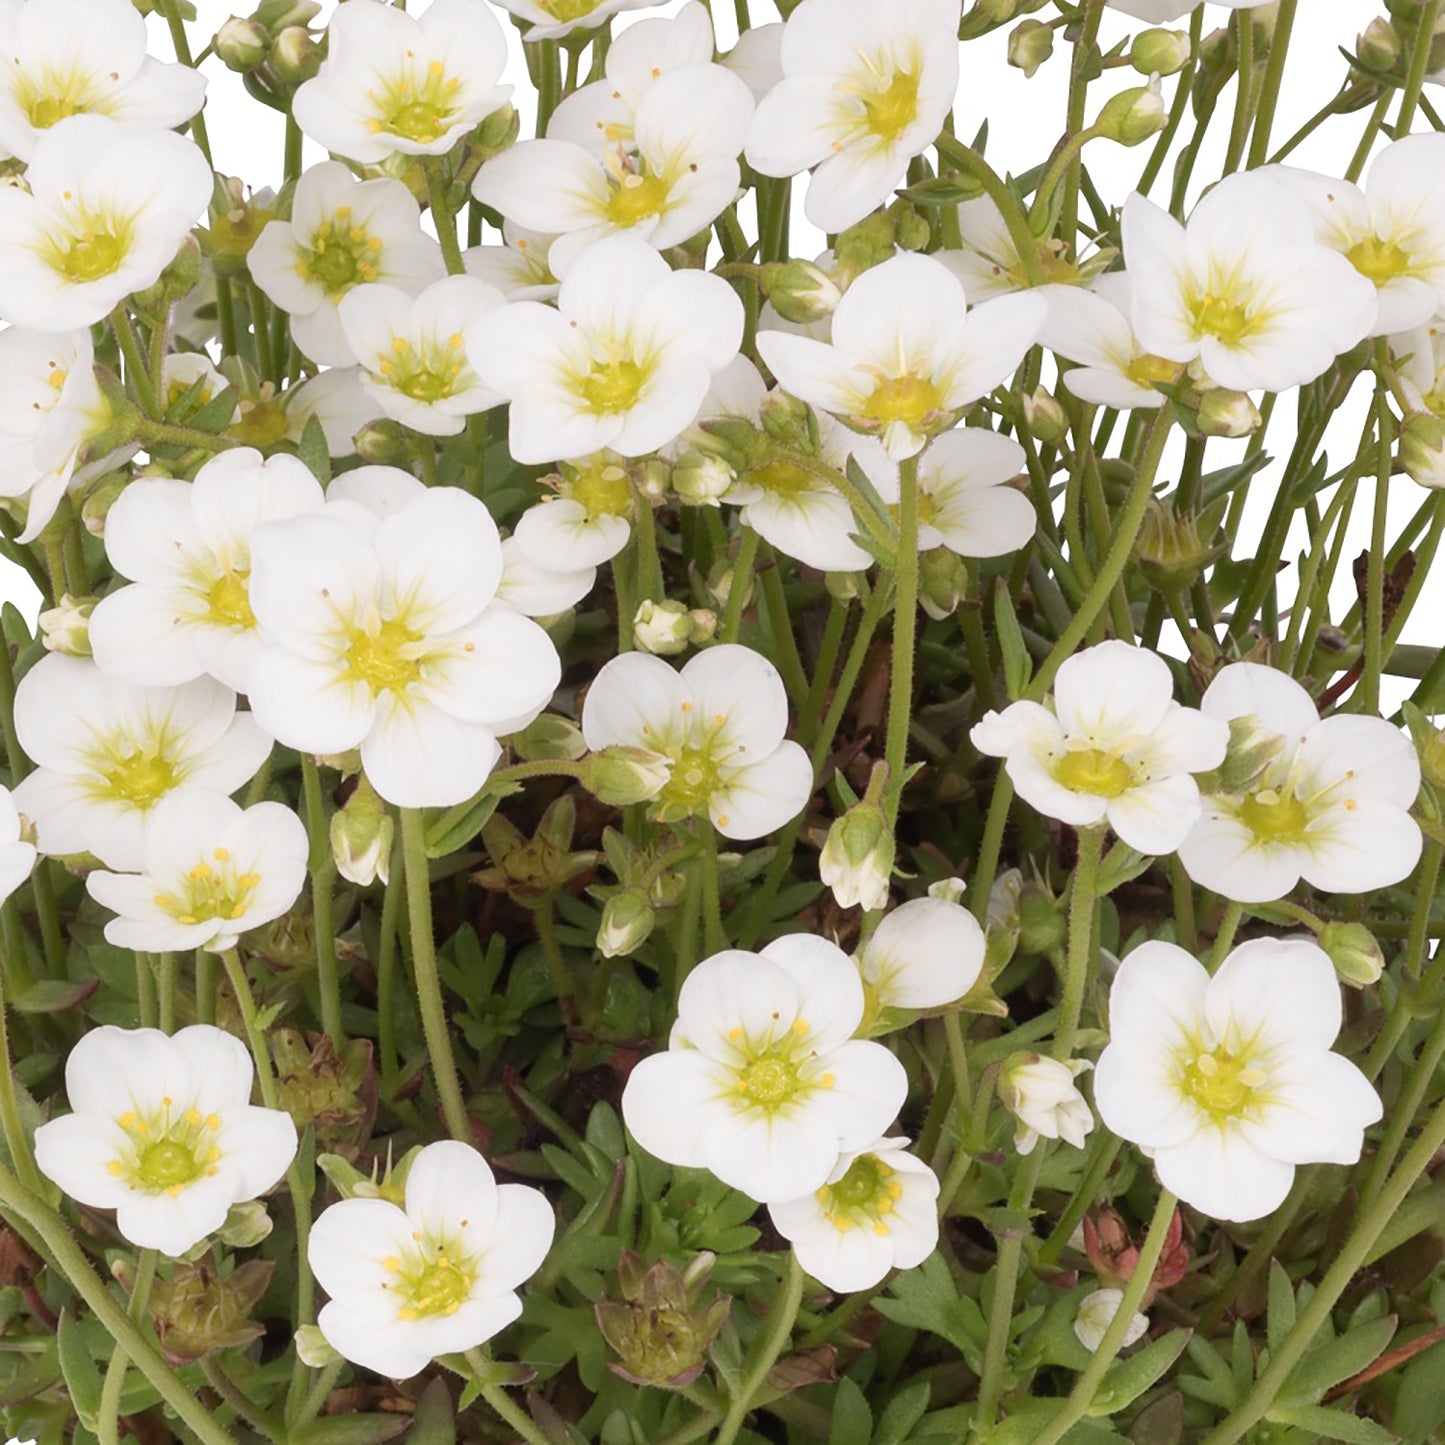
[7, 0, 1430, 707]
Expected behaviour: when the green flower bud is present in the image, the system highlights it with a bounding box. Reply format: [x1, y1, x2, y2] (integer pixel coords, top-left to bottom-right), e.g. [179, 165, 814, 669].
[295, 1324, 342, 1368]
[1399, 410, 1445, 489]
[1131, 27, 1193, 76]
[38, 593, 94, 656]
[634, 598, 694, 656]
[1095, 77, 1167, 146]
[582, 746, 672, 806]
[819, 796, 894, 912]
[330, 777, 393, 887]
[893, 203, 932, 253]
[597, 889, 656, 958]
[672, 450, 735, 507]
[149, 1259, 276, 1364]
[760, 259, 842, 324]
[1319, 921, 1385, 988]
[1196, 388, 1261, 438]
[979, 0, 1021, 19]
[1212, 714, 1288, 794]
[473, 103, 521, 159]
[1008, 19, 1054, 78]
[215, 17, 269, 71]
[271, 26, 321, 83]
[254, 0, 322, 31]
[80, 473, 130, 538]
[1022, 386, 1069, 445]
[832, 211, 900, 286]
[352, 419, 409, 465]
[507, 712, 587, 763]
[595, 1252, 731, 1389]
[216, 1200, 274, 1249]
[1357, 17, 1402, 72]
[758, 389, 818, 449]
[919, 547, 968, 621]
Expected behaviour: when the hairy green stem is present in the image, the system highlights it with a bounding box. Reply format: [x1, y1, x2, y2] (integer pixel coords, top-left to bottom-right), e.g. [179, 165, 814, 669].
[715, 1253, 805, 1445]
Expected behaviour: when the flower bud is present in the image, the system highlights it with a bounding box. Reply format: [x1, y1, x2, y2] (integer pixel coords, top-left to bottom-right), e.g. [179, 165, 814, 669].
[1357, 17, 1402, 72]
[596, 1252, 731, 1389]
[758, 389, 817, 450]
[1399, 410, 1445, 489]
[760, 259, 842, 324]
[80, 473, 129, 538]
[979, 0, 1021, 20]
[1131, 27, 1192, 76]
[1403, 701, 1445, 791]
[473, 103, 522, 160]
[1008, 19, 1054, 78]
[1073, 1288, 1149, 1353]
[508, 712, 587, 763]
[999, 1052, 1094, 1154]
[1095, 77, 1167, 146]
[672, 451, 735, 507]
[707, 557, 754, 613]
[831, 211, 899, 286]
[819, 797, 894, 912]
[215, 17, 270, 72]
[254, 0, 322, 30]
[352, 418, 409, 465]
[38, 594, 94, 656]
[148, 1259, 276, 1363]
[597, 889, 656, 958]
[1319, 921, 1385, 988]
[893, 203, 932, 253]
[330, 777, 393, 887]
[295, 1324, 342, 1368]
[928, 877, 967, 905]
[1017, 882, 1066, 958]
[634, 598, 694, 655]
[216, 1200, 274, 1248]
[1196, 388, 1261, 438]
[1022, 387, 1069, 445]
[919, 547, 968, 621]
[271, 26, 321, 83]
[582, 746, 672, 806]
[1213, 714, 1287, 794]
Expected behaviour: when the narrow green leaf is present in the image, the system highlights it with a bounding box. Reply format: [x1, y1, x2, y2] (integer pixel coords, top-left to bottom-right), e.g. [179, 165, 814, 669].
[57, 1312, 104, 1431]
[1088, 1330, 1191, 1417]
[1265, 1404, 1398, 1444]
[992, 578, 1032, 699]
[829, 1376, 873, 1445]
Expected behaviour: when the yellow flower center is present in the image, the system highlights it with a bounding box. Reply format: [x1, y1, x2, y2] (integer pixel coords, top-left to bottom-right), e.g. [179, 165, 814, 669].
[817, 1153, 903, 1236]
[153, 848, 261, 927]
[375, 334, 468, 403]
[59, 227, 128, 282]
[749, 458, 818, 499]
[1236, 787, 1310, 844]
[537, 0, 602, 17]
[1126, 353, 1183, 388]
[1181, 1048, 1268, 1122]
[571, 461, 632, 519]
[367, 61, 462, 145]
[862, 373, 946, 429]
[579, 358, 647, 414]
[860, 70, 921, 143]
[103, 751, 179, 807]
[737, 1055, 798, 1107]
[305, 210, 383, 299]
[658, 744, 721, 814]
[347, 616, 423, 693]
[383, 1241, 477, 1321]
[1346, 235, 1412, 285]
[605, 171, 671, 227]
[1192, 294, 1256, 346]
[206, 570, 255, 629]
[109, 1103, 224, 1198]
[1053, 747, 1135, 798]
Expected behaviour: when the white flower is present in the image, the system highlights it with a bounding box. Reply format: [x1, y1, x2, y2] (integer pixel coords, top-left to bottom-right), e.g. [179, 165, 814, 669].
[341, 276, 507, 438]
[0, 114, 212, 330]
[971, 641, 1229, 856]
[1260, 138, 1445, 337]
[1039, 277, 1178, 410]
[512, 453, 636, 573]
[161, 353, 236, 425]
[464, 225, 560, 302]
[308, 1140, 554, 1378]
[621, 936, 909, 1202]
[999, 1054, 1095, 1156]
[86, 791, 308, 954]
[283, 367, 380, 459]
[857, 896, 986, 1019]
[246, 487, 560, 809]
[1109, 0, 1276, 19]
[0, 785, 36, 906]
[745, 0, 961, 233]
[581, 643, 812, 840]
[291, 0, 511, 164]
[909, 428, 1035, 558]
[11, 655, 271, 869]
[758, 253, 1044, 460]
[38, 593, 92, 656]
[476, 62, 753, 278]
[1074, 1289, 1149, 1353]
[468, 235, 742, 465]
[0, 324, 129, 542]
[488, 0, 667, 42]
[725, 23, 785, 102]
[88, 448, 325, 693]
[1122, 174, 1378, 393]
[947, 197, 1096, 302]
[1178, 662, 1422, 903]
[769, 1136, 939, 1292]
[32, 1024, 298, 1256]
[250, 162, 444, 367]
[1094, 938, 1382, 1222]
[495, 536, 596, 619]
[0, 0, 207, 161]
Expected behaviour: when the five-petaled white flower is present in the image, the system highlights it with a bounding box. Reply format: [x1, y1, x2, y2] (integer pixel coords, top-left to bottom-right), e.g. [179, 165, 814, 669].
[86, 790, 309, 954]
[898, 426, 1036, 560]
[0, 785, 36, 906]
[291, 0, 511, 164]
[769, 1135, 939, 1292]
[12, 654, 272, 869]
[1094, 937, 1382, 1222]
[250, 161, 444, 368]
[758, 252, 1044, 460]
[33, 1024, 298, 1256]
[468, 235, 742, 465]
[581, 643, 812, 840]
[971, 641, 1229, 856]
[0, 114, 212, 330]
[308, 1140, 554, 1378]
[1178, 662, 1422, 903]
[622, 936, 909, 1202]
[745, 0, 962, 233]
[1039, 277, 1179, 411]
[88, 448, 325, 694]
[246, 486, 561, 809]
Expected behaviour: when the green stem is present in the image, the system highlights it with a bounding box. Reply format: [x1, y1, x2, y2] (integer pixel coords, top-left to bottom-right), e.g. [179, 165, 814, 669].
[425, 161, 465, 276]
[301, 757, 342, 1041]
[399, 808, 470, 1141]
[1060, 0, 1105, 241]
[157, 953, 177, 1033]
[1209, 900, 1244, 970]
[0, 957, 41, 1194]
[1055, 825, 1105, 1060]
[720, 526, 760, 644]
[1361, 371, 1393, 715]
[1396, 0, 1442, 136]
[715, 1253, 805, 1445]
[699, 824, 725, 957]
[377, 831, 405, 1098]
[1031, 1190, 1180, 1445]
[934, 133, 1046, 285]
[98, 1249, 158, 1445]
[465, 1349, 555, 1445]
[1246, 0, 1296, 166]
[201, 1356, 284, 1440]
[111, 306, 160, 418]
[1222, 7, 1256, 176]
[158, 0, 212, 161]
[884, 457, 919, 822]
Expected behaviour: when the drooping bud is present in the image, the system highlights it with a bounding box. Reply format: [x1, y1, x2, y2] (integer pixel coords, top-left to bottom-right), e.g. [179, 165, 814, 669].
[999, 1053, 1094, 1155]
[759, 259, 842, 324]
[1073, 1289, 1150, 1352]
[1008, 19, 1054, 78]
[1319, 920, 1385, 988]
[919, 547, 968, 621]
[1131, 27, 1193, 76]
[1399, 410, 1445, 489]
[508, 712, 587, 763]
[595, 1252, 731, 1389]
[330, 777, 393, 887]
[1196, 388, 1261, 438]
[38, 594, 94, 656]
[271, 26, 321, 83]
[216, 1200, 274, 1249]
[597, 889, 656, 958]
[582, 746, 672, 806]
[1095, 77, 1167, 146]
[706, 557, 754, 614]
[1022, 387, 1069, 445]
[215, 17, 269, 71]
[818, 763, 894, 911]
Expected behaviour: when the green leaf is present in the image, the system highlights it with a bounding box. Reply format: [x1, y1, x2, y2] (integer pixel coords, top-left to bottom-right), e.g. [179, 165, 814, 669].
[989, 1404, 1123, 1445]
[57, 1312, 103, 1431]
[1094, 844, 1152, 896]
[12, 978, 99, 1013]
[1088, 1330, 1191, 1417]
[1267, 1260, 1297, 1356]
[293, 1415, 409, 1445]
[874, 1380, 931, 1445]
[829, 1377, 873, 1445]
[1282, 1315, 1396, 1403]
[874, 1252, 985, 1369]
[992, 578, 1032, 699]
[423, 784, 517, 857]
[185, 384, 241, 436]
[298, 415, 332, 485]
[899, 175, 984, 207]
[408, 1378, 456, 1445]
[1264, 1405, 1398, 1444]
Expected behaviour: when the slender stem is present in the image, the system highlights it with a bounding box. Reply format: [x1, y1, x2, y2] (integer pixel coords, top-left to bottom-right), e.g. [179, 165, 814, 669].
[934, 134, 1046, 286]
[110, 306, 160, 418]
[1397, 0, 1442, 137]
[426, 161, 465, 277]
[699, 824, 725, 957]
[376, 832, 405, 1097]
[884, 456, 920, 822]
[0, 957, 42, 1193]
[1209, 901, 1244, 970]
[1362, 370, 1393, 714]
[98, 1249, 158, 1445]
[1060, 1, 1104, 242]
[1247, 0, 1296, 166]
[157, 952, 177, 1033]
[301, 757, 342, 1041]
[715, 1253, 805, 1445]
[399, 808, 470, 1141]
[720, 525, 760, 644]
[195, 947, 215, 1025]
[1055, 825, 1105, 1061]
[465, 1349, 555, 1445]
[158, 0, 212, 161]
[1222, 8, 1256, 176]
[1032, 1190, 1180, 1445]
[201, 1356, 283, 1440]
[969, 772, 1015, 928]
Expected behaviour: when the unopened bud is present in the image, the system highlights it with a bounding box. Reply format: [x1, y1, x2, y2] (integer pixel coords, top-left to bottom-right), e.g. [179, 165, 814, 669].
[919, 548, 968, 621]
[819, 798, 894, 912]
[634, 598, 695, 656]
[271, 26, 321, 83]
[1196, 388, 1261, 438]
[1095, 77, 1167, 146]
[215, 17, 269, 71]
[254, 0, 322, 30]
[892, 203, 932, 253]
[80, 474, 129, 538]
[1320, 921, 1385, 988]
[217, 1200, 274, 1248]
[597, 890, 656, 958]
[1008, 19, 1054, 78]
[295, 1324, 342, 1368]
[1400, 410, 1445, 489]
[979, 0, 1021, 20]
[999, 1052, 1094, 1155]
[38, 594, 94, 656]
[760, 259, 842, 325]
[353, 419, 408, 465]
[1357, 17, 1401, 72]
[583, 746, 672, 806]
[758, 389, 817, 449]
[1132, 27, 1192, 77]
[1022, 387, 1069, 445]
[473, 103, 521, 159]
[1074, 1289, 1149, 1353]
[672, 451, 735, 507]
[508, 712, 586, 763]
[330, 778, 393, 887]
[1214, 715, 1288, 794]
